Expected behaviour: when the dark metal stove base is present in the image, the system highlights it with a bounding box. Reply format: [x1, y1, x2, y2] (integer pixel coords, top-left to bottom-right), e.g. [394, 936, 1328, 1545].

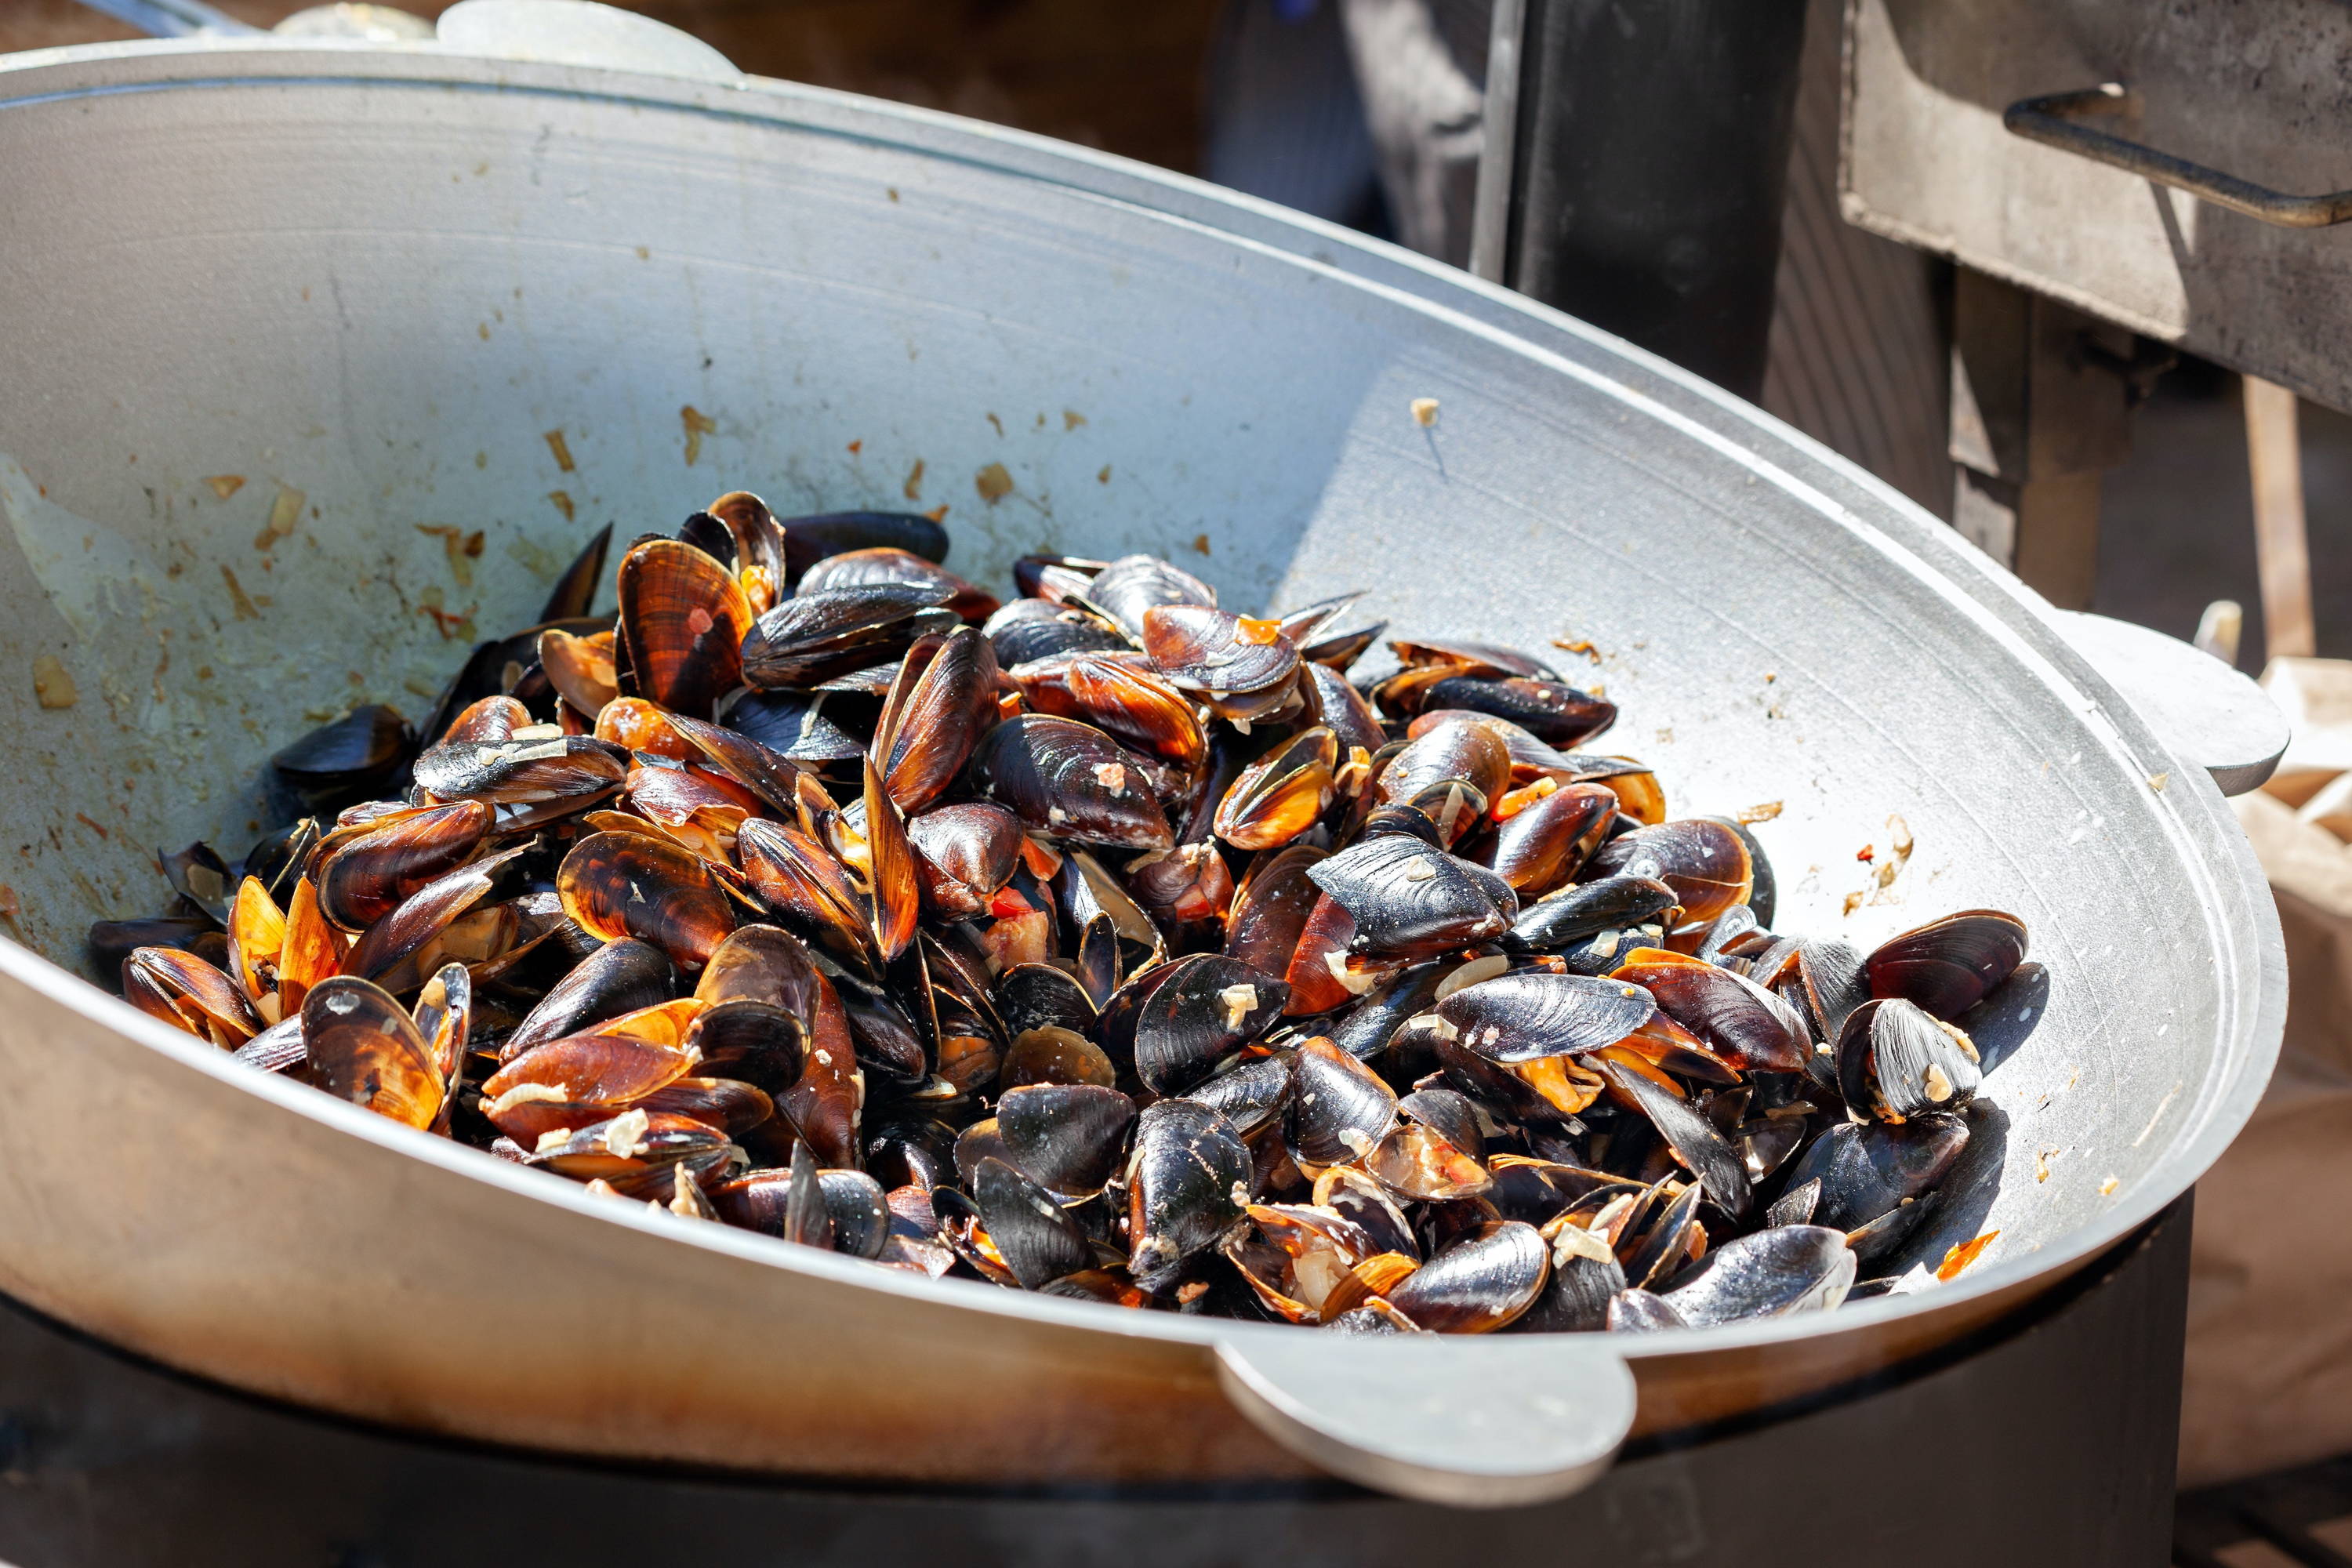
[0, 1206, 2187, 1568]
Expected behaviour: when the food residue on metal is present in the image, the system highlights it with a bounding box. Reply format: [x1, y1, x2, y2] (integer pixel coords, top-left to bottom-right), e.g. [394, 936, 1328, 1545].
[1410, 397, 1439, 427]
[1737, 801, 1784, 825]
[975, 463, 1014, 503]
[1063, 410, 1086, 430]
[2132, 1080, 2183, 1147]
[2098, 1174, 2120, 1196]
[74, 811, 109, 840]
[924, 505, 950, 524]
[2034, 1146, 2060, 1182]
[847, 439, 863, 455]
[220, 565, 260, 621]
[416, 524, 485, 587]
[1548, 637, 1603, 663]
[2148, 771, 2169, 793]
[547, 490, 575, 521]
[32, 654, 77, 710]
[903, 459, 925, 500]
[1936, 1230, 1998, 1281]
[985, 413, 1004, 438]
[253, 485, 304, 551]
[0, 884, 18, 922]
[681, 405, 717, 466]
[543, 429, 575, 472]
[1098, 465, 1112, 485]
[203, 475, 245, 500]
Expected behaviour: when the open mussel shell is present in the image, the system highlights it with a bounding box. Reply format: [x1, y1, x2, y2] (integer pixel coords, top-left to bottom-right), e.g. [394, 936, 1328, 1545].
[1370, 718, 1509, 843]
[994, 961, 1097, 1040]
[972, 1156, 1096, 1289]
[1142, 604, 1300, 705]
[1047, 654, 1207, 768]
[479, 1031, 699, 1142]
[1383, 1220, 1548, 1333]
[1126, 841, 1236, 927]
[735, 818, 870, 966]
[1784, 1112, 1969, 1233]
[967, 716, 1173, 851]
[1214, 727, 1338, 852]
[1618, 1179, 1706, 1291]
[997, 1083, 1137, 1198]
[411, 732, 626, 818]
[1365, 1087, 1490, 1201]
[1835, 996, 1983, 1122]
[1432, 971, 1654, 1065]
[1125, 1098, 1252, 1292]
[1595, 1055, 1752, 1220]
[557, 831, 737, 972]
[1305, 835, 1516, 960]
[1865, 909, 2029, 1020]
[1108, 952, 1290, 1095]
[615, 539, 751, 720]
[1508, 1217, 1628, 1333]
[301, 975, 441, 1129]
[1584, 818, 1753, 927]
[1609, 948, 1811, 1074]
[123, 946, 264, 1047]
[539, 626, 619, 717]
[1781, 937, 1870, 1044]
[1661, 1225, 1857, 1326]
[1285, 1035, 1399, 1167]
[538, 522, 612, 622]
[342, 844, 528, 989]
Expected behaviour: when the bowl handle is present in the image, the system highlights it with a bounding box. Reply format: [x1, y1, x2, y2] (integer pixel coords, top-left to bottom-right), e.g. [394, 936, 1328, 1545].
[1214, 1330, 1636, 1507]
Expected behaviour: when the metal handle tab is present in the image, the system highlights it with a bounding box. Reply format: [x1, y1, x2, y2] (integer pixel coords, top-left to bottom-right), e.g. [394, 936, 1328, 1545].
[1214, 1329, 1636, 1507]
[2004, 85, 2352, 230]
[2048, 611, 2290, 797]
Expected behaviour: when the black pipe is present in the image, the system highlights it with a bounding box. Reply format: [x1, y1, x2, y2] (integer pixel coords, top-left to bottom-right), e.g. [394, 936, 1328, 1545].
[1503, 0, 1809, 399]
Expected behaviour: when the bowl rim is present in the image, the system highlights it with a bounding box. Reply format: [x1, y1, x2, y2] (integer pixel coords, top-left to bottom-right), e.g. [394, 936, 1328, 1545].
[0, 36, 2286, 1370]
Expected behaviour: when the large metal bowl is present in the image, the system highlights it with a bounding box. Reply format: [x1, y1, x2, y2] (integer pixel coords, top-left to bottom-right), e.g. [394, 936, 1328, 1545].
[0, 32, 2282, 1504]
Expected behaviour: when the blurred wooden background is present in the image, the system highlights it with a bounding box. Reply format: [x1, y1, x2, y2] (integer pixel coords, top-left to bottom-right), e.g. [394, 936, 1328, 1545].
[0, 0, 1225, 174]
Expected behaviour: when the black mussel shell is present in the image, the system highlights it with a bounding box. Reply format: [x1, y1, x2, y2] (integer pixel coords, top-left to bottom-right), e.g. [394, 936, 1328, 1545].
[1835, 997, 1982, 1122]
[996, 962, 1099, 1039]
[998, 1083, 1138, 1198]
[499, 938, 675, 1061]
[777, 510, 950, 586]
[1126, 1099, 1252, 1292]
[1327, 961, 1450, 1063]
[742, 583, 955, 690]
[1503, 876, 1676, 954]
[1508, 1220, 1627, 1332]
[1177, 1049, 1296, 1141]
[724, 690, 865, 764]
[1083, 554, 1216, 641]
[1119, 953, 1289, 1095]
[985, 598, 1130, 666]
[1433, 971, 1654, 1065]
[1306, 835, 1516, 960]
[1783, 1113, 1969, 1233]
[1595, 1057, 1751, 1220]
[1286, 1035, 1399, 1167]
[1606, 1288, 1689, 1332]
[972, 1156, 1095, 1288]
[1660, 1225, 1856, 1325]
[1421, 675, 1615, 749]
[1610, 951, 1811, 1075]
[967, 716, 1173, 851]
[1385, 1220, 1548, 1332]
[272, 705, 414, 804]
[1865, 910, 2029, 1021]
[1585, 819, 1752, 927]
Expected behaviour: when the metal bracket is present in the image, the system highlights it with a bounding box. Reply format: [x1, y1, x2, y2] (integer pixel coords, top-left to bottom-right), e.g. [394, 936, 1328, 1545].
[2005, 85, 2352, 230]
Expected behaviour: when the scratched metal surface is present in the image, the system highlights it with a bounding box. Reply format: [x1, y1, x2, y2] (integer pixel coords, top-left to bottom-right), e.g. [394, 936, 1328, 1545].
[0, 37, 2283, 1472]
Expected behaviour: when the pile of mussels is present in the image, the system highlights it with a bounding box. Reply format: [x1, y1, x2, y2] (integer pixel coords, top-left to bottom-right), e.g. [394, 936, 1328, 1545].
[96, 494, 2029, 1335]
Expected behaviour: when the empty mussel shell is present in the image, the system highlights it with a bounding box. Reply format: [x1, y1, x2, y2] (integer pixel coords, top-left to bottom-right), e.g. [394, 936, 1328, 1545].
[1782, 1113, 1969, 1233]
[1305, 835, 1517, 960]
[1584, 819, 1753, 927]
[997, 1082, 1137, 1198]
[1433, 970, 1655, 1065]
[1384, 1220, 1548, 1333]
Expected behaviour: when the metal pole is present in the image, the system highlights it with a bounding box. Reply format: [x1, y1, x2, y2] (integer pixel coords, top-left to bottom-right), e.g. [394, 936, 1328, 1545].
[1466, 0, 1526, 285]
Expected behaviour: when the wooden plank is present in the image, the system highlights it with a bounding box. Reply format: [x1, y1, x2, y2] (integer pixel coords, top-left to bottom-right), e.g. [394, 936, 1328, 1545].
[2245, 376, 2318, 659]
